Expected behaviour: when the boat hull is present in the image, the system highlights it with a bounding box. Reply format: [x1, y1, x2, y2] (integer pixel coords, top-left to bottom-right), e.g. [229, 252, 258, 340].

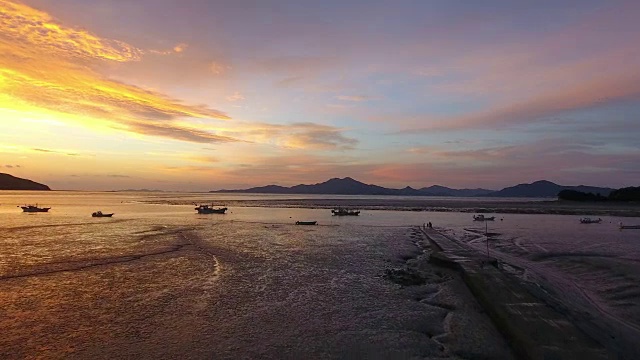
[620, 225, 640, 229]
[21, 207, 50, 213]
[580, 218, 602, 224]
[473, 215, 495, 221]
[331, 210, 360, 216]
[196, 207, 227, 214]
[295, 221, 317, 225]
[92, 213, 114, 217]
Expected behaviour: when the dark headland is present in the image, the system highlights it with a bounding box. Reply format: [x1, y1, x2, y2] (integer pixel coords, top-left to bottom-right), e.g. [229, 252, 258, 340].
[0, 173, 50, 190]
[211, 177, 613, 198]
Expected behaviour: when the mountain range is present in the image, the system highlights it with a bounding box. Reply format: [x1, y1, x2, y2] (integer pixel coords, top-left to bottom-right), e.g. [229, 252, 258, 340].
[0, 173, 51, 191]
[211, 177, 614, 198]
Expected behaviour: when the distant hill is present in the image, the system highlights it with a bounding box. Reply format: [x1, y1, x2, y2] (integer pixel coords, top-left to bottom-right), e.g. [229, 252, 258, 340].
[0, 173, 50, 190]
[420, 185, 494, 197]
[214, 177, 398, 195]
[212, 177, 494, 196]
[486, 180, 613, 198]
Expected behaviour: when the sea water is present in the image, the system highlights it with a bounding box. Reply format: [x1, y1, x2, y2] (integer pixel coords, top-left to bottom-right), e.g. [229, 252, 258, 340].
[1, 191, 638, 358]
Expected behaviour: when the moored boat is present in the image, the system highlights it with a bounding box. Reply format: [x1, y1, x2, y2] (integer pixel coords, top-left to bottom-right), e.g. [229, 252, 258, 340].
[19, 204, 50, 213]
[580, 217, 602, 224]
[331, 208, 360, 216]
[295, 221, 317, 225]
[195, 204, 228, 214]
[92, 211, 114, 217]
[473, 214, 495, 221]
[619, 224, 640, 229]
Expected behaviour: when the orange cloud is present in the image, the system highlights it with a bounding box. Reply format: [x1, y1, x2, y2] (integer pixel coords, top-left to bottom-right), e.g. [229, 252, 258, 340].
[0, 0, 232, 144]
[0, 0, 141, 62]
[218, 122, 358, 150]
[173, 43, 188, 53]
[225, 91, 245, 102]
[210, 62, 229, 75]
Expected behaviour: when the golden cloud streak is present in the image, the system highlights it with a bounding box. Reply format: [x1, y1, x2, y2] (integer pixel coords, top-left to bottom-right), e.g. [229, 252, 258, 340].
[0, 0, 233, 144]
[217, 122, 358, 150]
[0, 0, 141, 62]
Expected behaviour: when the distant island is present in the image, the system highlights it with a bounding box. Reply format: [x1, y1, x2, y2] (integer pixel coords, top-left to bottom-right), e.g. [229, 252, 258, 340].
[559, 187, 640, 202]
[211, 177, 614, 198]
[489, 180, 613, 198]
[0, 173, 51, 190]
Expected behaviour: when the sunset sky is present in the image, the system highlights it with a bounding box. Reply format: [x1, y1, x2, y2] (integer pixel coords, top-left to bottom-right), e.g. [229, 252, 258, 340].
[1, 0, 639, 191]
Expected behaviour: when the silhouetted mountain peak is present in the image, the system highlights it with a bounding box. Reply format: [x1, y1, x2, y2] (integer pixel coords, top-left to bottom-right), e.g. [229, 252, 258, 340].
[209, 177, 611, 198]
[324, 177, 360, 185]
[530, 180, 558, 186]
[488, 180, 612, 198]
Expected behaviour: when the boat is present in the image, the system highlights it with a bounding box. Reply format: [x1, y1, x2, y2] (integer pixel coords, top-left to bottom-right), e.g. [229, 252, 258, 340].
[580, 217, 602, 224]
[92, 211, 114, 217]
[619, 224, 640, 229]
[473, 214, 495, 221]
[19, 204, 50, 213]
[195, 204, 228, 214]
[295, 221, 317, 225]
[331, 208, 360, 216]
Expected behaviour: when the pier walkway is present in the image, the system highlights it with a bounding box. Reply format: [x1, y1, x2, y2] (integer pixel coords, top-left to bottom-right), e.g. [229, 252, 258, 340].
[420, 227, 612, 360]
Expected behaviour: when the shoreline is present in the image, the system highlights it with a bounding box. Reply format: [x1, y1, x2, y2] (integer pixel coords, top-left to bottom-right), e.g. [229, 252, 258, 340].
[149, 198, 640, 217]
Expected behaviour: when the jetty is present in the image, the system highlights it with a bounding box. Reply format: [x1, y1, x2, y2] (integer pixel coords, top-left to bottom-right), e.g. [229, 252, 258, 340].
[420, 227, 611, 360]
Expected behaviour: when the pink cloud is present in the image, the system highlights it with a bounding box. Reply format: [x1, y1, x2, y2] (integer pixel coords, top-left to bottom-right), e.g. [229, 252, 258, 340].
[428, 73, 640, 131]
[393, 2, 640, 132]
[372, 138, 640, 188]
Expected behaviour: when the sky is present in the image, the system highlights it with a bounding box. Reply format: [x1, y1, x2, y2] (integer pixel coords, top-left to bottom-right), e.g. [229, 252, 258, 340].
[1, 0, 639, 191]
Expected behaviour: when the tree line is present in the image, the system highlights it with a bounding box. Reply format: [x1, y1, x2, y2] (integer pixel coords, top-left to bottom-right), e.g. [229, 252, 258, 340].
[558, 187, 640, 202]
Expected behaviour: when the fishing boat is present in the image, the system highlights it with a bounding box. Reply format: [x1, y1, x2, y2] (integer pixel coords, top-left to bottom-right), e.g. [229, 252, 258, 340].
[331, 208, 360, 216]
[580, 217, 602, 224]
[195, 204, 228, 214]
[473, 214, 495, 221]
[295, 221, 317, 225]
[19, 204, 50, 213]
[92, 211, 114, 217]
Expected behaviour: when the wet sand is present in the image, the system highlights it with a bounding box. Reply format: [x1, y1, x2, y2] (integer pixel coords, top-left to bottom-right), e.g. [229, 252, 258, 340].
[0, 222, 513, 359]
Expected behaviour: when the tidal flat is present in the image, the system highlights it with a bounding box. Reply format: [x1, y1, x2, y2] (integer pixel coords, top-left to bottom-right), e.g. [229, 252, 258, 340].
[0, 218, 512, 359]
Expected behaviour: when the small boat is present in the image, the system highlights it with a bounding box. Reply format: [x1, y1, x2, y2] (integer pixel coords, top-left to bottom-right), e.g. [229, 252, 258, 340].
[295, 221, 317, 225]
[331, 208, 360, 216]
[619, 224, 640, 229]
[195, 204, 228, 214]
[473, 214, 495, 221]
[92, 211, 114, 217]
[19, 204, 50, 213]
[580, 217, 602, 224]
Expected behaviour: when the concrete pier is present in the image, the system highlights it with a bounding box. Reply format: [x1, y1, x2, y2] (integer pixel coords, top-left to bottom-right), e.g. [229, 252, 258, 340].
[420, 228, 612, 360]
